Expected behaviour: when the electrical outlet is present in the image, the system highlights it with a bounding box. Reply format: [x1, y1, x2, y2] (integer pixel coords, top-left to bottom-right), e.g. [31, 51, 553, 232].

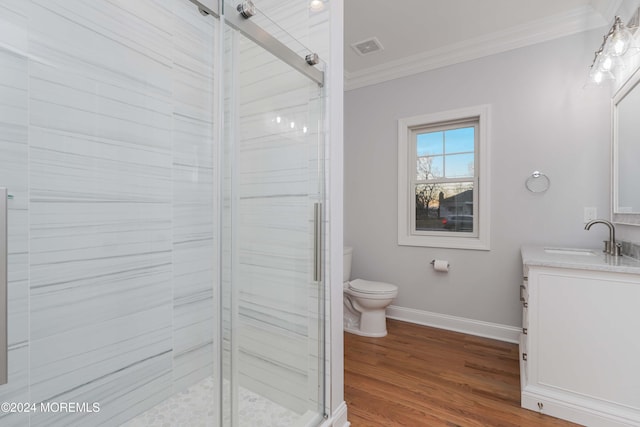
[584, 207, 597, 223]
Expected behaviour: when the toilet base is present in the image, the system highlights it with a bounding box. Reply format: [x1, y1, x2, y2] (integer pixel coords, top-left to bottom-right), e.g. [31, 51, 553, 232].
[343, 308, 389, 337]
[344, 325, 387, 338]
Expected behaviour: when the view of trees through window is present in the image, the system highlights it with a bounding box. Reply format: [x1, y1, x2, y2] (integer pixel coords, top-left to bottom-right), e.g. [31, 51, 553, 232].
[414, 126, 475, 232]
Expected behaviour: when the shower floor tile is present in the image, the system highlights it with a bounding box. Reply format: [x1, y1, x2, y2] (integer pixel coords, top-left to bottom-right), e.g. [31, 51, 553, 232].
[122, 376, 303, 427]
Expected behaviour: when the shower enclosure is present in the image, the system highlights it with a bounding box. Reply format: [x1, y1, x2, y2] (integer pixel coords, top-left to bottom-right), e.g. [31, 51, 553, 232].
[0, 0, 329, 425]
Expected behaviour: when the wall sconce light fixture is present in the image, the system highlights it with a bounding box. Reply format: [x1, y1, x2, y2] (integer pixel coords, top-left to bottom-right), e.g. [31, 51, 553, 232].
[589, 16, 638, 85]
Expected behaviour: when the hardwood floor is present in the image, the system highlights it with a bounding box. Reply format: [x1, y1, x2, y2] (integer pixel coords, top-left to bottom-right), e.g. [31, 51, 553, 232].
[344, 319, 580, 427]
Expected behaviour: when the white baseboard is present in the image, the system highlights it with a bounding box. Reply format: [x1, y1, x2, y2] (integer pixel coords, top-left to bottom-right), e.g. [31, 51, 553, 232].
[521, 387, 640, 427]
[320, 401, 349, 427]
[386, 305, 521, 343]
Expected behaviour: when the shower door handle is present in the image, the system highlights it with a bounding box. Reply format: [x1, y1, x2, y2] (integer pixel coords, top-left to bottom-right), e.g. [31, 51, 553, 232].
[0, 188, 7, 384]
[313, 202, 322, 282]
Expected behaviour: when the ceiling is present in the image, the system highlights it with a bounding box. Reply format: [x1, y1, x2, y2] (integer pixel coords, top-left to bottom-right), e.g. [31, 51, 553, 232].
[344, 0, 620, 90]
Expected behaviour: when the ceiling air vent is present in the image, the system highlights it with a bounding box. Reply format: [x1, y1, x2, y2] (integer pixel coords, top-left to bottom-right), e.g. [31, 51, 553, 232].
[351, 37, 384, 56]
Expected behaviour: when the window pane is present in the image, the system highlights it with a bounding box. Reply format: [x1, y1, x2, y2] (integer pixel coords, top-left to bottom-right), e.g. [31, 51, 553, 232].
[417, 132, 443, 156]
[445, 127, 474, 154]
[415, 182, 474, 232]
[417, 155, 443, 180]
[445, 153, 474, 178]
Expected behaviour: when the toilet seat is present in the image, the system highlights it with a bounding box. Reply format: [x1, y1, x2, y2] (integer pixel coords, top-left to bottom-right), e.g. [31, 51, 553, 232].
[348, 278, 397, 295]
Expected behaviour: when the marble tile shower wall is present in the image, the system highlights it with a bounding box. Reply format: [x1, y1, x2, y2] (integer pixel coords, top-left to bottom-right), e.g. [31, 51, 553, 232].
[0, 1, 216, 426]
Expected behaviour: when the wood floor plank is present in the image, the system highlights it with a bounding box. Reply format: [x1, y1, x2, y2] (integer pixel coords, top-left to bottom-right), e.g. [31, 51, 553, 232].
[344, 319, 581, 426]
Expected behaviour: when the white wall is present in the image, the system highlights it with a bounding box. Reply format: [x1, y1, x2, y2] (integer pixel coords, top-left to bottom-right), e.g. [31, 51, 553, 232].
[344, 29, 612, 328]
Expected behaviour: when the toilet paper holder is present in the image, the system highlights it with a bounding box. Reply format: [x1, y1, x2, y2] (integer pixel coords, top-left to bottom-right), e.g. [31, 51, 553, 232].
[430, 259, 450, 270]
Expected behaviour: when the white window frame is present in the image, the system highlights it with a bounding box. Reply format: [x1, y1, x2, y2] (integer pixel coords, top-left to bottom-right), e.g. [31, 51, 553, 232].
[398, 105, 491, 250]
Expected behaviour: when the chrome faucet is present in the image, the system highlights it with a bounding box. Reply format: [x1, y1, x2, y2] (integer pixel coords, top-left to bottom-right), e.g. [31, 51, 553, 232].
[584, 219, 621, 256]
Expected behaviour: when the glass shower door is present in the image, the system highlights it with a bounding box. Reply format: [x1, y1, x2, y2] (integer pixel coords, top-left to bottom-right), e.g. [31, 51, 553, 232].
[221, 5, 326, 425]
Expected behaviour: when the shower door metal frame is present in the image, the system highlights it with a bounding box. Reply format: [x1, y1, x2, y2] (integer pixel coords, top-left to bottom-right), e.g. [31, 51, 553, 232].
[188, 0, 324, 87]
[0, 188, 7, 385]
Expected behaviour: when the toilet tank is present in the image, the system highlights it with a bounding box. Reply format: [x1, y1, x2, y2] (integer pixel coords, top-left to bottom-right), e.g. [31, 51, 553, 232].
[343, 246, 353, 282]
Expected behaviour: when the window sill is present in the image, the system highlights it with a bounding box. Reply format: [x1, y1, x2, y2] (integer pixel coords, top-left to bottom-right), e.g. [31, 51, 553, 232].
[398, 233, 490, 251]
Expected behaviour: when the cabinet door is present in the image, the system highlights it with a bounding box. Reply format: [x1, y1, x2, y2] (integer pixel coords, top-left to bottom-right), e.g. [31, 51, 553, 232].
[519, 331, 528, 387]
[529, 267, 640, 411]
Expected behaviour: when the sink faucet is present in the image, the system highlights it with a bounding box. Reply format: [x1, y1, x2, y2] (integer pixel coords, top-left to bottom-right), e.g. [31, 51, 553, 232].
[584, 219, 621, 256]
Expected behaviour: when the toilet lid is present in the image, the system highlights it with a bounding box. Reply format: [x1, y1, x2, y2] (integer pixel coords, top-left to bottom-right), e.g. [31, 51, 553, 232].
[348, 279, 397, 294]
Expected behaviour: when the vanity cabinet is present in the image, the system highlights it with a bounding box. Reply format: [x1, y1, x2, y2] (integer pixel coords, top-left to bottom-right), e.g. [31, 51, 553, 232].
[520, 257, 640, 427]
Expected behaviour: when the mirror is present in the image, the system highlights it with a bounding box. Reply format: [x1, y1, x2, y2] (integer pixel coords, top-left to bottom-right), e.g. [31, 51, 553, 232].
[613, 66, 640, 225]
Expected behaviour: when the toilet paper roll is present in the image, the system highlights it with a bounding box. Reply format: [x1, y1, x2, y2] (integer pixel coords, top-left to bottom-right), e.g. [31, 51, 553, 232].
[433, 259, 449, 272]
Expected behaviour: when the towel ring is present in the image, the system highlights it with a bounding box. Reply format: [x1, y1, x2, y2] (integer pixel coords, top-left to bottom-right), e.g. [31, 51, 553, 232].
[525, 171, 550, 193]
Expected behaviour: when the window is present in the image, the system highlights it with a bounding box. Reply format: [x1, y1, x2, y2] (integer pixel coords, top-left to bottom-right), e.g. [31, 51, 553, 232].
[398, 105, 490, 250]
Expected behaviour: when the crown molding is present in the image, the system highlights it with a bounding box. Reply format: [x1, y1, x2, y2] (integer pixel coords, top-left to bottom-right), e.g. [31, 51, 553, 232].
[617, 0, 640, 24]
[590, 0, 624, 23]
[344, 6, 608, 91]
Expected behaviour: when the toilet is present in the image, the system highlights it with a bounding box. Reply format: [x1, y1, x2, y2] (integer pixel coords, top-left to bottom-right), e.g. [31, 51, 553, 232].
[343, 246, 398, 337]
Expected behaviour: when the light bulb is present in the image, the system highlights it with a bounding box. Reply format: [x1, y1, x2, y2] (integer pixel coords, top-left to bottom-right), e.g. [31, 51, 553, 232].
[600, 55, 613, 71]
[276, 116, 281, 124]
[290, 122, 295, 129]
[303, 126, 308, 134]
[310, 0, 324, 11]
[593, 70, 603, 84]
[608, 18, 633, 57]
[589, 66, 615, 85]
[614, 38, 626, 55]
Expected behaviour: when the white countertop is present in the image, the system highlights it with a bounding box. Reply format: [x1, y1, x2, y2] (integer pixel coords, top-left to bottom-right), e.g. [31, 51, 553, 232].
[521, 245, 640, 274]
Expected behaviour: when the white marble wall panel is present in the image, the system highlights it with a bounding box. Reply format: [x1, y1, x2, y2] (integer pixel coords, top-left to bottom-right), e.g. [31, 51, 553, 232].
[0, 1, 30, 422]
[0, 0, 28, 55]
[23, 0, 215, 425]
[29, 0, 173, 93]
[171, 1, 217, 394]
[238, 321, 309, 412]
